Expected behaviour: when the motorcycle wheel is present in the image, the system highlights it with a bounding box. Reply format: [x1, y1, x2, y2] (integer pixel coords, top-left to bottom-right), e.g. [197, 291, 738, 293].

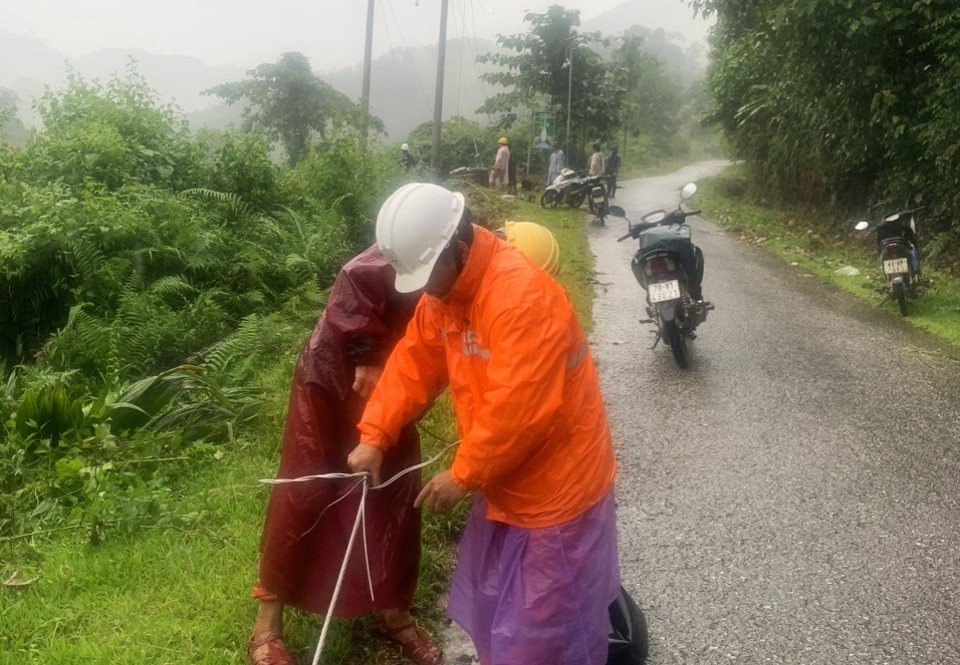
[607, 585, 649, 665]
[541, 190, 559, 209]
[567, 191, 586, 208]
[664, 320, 689, 369]
[595, 193, 610, 226]
[894, 281, 908, 316]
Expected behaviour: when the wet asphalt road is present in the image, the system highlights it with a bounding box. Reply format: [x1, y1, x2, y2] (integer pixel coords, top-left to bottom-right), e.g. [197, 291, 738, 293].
[593, 162, 960, 664]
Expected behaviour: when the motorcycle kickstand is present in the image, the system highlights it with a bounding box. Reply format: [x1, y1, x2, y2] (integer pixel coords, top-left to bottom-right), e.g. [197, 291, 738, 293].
[648, 329, 662, 349]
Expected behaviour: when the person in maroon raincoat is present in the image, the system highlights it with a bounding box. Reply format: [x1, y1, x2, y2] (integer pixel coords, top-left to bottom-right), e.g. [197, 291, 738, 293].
[248, 245, 441, 665]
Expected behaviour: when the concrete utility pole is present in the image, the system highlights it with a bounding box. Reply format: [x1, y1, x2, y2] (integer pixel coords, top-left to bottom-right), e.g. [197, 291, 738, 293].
[430, 0, 450, 175]
[359, 0, 375, 146]
[565, 39, 574, 159]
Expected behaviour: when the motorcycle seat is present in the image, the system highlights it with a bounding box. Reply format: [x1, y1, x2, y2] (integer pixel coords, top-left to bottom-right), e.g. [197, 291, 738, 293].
[637, 224, 691, 253]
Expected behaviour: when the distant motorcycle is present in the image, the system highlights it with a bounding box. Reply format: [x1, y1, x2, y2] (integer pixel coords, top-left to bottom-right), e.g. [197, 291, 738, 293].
[854, 208, 923, 316]
[541, 169, 610, 224]
[541, 168, 579, 208]
[610, 182, 712, 369]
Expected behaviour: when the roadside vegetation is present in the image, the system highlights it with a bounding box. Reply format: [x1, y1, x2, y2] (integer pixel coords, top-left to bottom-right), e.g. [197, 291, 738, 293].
[405, 7, 717, 185]
[0, 65, 595, 664]
[685, 1, 960, 351]
[698, 166, 960, 350]
[693, 1, 960, 269]
[0, 5, 706, 659]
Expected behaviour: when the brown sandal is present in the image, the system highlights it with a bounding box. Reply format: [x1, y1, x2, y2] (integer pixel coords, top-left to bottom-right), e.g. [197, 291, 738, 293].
[377, 617, 444, 665]
[248, 633, 296, 665]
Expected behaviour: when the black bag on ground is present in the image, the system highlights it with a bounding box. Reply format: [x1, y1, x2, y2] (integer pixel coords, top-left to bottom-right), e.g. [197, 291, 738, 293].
[607, 585, 649, 665]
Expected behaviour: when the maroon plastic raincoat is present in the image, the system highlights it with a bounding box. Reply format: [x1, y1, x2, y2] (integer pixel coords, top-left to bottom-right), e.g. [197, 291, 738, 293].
[256, 245, 422, 616]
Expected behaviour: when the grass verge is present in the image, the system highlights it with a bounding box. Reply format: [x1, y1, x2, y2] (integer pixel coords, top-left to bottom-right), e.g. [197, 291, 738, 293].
[0, 198, 595, 665]
[697, 165, 960, 350]
[501, 199, 597, 330]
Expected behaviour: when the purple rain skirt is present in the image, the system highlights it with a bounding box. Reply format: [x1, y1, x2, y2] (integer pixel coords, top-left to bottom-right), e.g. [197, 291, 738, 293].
[447, 490, 620, 665]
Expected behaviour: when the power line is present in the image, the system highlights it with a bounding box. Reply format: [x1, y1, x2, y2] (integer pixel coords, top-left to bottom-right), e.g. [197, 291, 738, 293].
[451, 0, 471, 117]
[382, 0, 434, 117]
[466, 0, 492, 118]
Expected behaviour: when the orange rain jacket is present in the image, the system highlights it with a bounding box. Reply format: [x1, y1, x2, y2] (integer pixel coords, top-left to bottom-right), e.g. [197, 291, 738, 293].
[358, 226, 616, 528]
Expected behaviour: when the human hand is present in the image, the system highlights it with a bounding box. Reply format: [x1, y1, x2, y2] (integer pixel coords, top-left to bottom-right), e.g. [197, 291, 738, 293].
[352, 365, 383, 400]
[347, 443, 384, 486]
[414, 470, 468, 513]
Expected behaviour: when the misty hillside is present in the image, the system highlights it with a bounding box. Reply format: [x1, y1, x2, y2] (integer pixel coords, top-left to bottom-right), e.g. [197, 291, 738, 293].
[0, 32, 71, 88]
[0, 32, 244, 127]
[0, 31, 495, 139]
[2, 2, 713, 141]
[583, 0, 712, 46]
[323, 37, 498, 139]
[74, 48, 245, 111]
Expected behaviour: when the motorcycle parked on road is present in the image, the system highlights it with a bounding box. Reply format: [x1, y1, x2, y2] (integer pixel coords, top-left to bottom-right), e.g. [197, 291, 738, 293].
[541, 169, 610, 224]
[610, 182, 712, 369]
[854, 208, 923, 316]
[541, 168, 579, 208]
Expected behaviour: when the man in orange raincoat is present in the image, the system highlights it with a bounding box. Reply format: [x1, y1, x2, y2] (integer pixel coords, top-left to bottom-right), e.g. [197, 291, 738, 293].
[348, 183, 620, 665]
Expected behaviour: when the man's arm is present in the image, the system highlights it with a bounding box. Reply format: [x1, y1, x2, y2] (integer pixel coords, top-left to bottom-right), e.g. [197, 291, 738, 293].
[356, 303, 449, 451]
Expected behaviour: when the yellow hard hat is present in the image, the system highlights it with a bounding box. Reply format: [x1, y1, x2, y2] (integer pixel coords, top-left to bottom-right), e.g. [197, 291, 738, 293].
[498, 136, 508, 145]
[504, 220, 560, 276]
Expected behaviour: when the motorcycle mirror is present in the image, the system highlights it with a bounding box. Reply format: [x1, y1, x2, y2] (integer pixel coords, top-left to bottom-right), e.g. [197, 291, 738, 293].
[854, 221, 870, 231]
[608, 205, 626, 218]
[680, 182, 697, 200]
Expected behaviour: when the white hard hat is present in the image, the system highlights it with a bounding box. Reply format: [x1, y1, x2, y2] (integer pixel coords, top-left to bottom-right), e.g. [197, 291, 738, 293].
[376, 183, 466, 293]
[401, 143, 409, 151]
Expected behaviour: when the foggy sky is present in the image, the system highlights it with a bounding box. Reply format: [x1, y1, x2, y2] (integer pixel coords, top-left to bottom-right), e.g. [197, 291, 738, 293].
[2, 0, 710, 73]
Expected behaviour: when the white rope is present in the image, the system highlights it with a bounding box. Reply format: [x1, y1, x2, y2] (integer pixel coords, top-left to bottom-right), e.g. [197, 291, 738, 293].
[258, 440, 460, 665]
[297, 477, 366, 540]
[311, 479, 368, 665]
[258, 441, 459, 489]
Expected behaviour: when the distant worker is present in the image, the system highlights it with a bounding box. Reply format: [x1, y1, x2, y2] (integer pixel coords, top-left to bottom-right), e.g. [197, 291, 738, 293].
[400, 143, 416, 171]
[546, 142, 565, 186]
[605, 146, 621, 198]
[489, 136, 510, 189]
[588, 143, 605, 177]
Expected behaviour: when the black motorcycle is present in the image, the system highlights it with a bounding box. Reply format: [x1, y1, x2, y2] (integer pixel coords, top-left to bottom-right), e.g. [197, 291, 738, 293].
[610, 182, 712, 369]
[854, 209, 923, 316]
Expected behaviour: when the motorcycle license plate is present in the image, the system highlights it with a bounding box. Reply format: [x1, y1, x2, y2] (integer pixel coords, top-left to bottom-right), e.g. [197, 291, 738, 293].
[648, 280, 681, 303]
[883, 258, 909, 274]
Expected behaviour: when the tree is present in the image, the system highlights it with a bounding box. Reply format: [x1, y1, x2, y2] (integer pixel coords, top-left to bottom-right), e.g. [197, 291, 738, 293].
[0, 87, 28, 148]
[693, 0, 936, 201]
[477, 6, 624, 162]
[406, 116, 497, 174]
[690, 0, 960, 262]
[613, 34, 683, 157]
[205, 52, 375, 165]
